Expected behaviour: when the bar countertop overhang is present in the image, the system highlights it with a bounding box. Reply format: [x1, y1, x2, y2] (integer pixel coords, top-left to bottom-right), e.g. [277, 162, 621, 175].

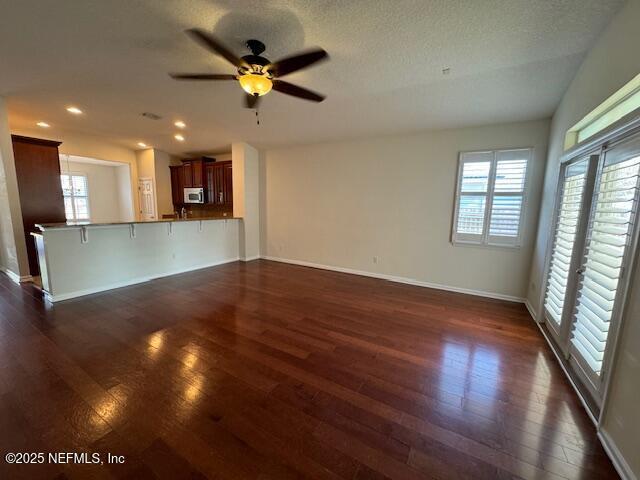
[35, 216, 242, 231]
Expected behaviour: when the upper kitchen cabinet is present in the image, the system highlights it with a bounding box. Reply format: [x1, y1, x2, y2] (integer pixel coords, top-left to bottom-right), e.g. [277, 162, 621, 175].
[205, 161, 233, 206]
[181, 160, 193, 188]
[169, 165, 184, 205]
[192, 158, 204, 188]
[170, 157, 232, 207]
[11, 135, 67, 276]
[181, 157, 206, 188]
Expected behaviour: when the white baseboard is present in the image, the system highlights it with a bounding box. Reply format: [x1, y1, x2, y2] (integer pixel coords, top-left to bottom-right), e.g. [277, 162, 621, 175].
[598, 429, 636, 480]
[241, 255, 261, 262]
[48, 257, 240, 302]
[524, 298, 538, 321]
[261, 255, 525, 303]
[1, 267, 33, 285]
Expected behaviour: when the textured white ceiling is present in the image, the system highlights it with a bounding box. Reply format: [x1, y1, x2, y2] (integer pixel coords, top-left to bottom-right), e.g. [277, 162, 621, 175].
[0, 0, 624, 155]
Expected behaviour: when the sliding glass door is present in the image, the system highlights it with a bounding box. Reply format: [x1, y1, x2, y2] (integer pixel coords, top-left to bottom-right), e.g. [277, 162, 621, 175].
[543, 131, 640, 405]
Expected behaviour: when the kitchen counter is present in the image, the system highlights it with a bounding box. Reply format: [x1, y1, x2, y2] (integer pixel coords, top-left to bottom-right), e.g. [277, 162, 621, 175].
[36, 216, 241, 231]
[32, 216, 242, 302]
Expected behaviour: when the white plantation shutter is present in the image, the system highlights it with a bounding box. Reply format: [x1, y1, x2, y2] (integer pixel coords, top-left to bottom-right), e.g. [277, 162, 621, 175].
[544, 160, 589, 328]
[571, 140, 640, 381]
[453, 152, 493, 243]
[487, 150, 530, 245]
[453, 149, 531, 246]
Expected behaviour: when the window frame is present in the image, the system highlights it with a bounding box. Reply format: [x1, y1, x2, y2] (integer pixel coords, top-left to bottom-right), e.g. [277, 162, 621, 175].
[61, 172, 91, 222]
[565, 73, 640, 150]
[451, 148, 532, 248]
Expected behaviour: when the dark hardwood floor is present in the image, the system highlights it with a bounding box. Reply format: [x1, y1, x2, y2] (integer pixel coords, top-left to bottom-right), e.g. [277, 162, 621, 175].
[0, 260, 618, 479]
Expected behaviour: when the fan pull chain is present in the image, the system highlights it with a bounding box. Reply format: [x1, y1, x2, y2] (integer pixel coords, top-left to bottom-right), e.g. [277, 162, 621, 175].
[255, 109, 260, 125]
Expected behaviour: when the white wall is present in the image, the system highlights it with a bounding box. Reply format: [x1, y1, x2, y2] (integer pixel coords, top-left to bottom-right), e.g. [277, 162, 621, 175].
[116, 165, 135, 222]
[153, 150, 174, 217]
[233, 142, 260, 260]
[41, 219, 240, 301]
[60, 160, 124, 223]
[213, 152, 232, 162]
[527, 1, 640, 478]
[261, 119, 550, 300]
[0, 97, 29, 278]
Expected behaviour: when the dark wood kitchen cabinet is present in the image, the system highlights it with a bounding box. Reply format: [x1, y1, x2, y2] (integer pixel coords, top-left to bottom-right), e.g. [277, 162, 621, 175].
[180, 158, 205, 188]
[191, 158, 204, 188]
[169, 165, 184, 205]
[11, 135, 66, 276]
[170, 157, 232, 208]
[205, 161, 233, 206]
[223, 162, 233, 206]
[182, 161, 193, 188]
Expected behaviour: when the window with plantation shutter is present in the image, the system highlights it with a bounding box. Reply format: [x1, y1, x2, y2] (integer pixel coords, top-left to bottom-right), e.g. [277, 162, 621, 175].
[453, 148, 531, 247]
[543, 159, 590, 329]
[454, 152, 492, 243]
[570, 142, 640, 381]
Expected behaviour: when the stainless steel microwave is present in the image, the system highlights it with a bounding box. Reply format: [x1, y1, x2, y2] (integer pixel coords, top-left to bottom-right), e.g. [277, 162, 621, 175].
[183, 187, 204, 203]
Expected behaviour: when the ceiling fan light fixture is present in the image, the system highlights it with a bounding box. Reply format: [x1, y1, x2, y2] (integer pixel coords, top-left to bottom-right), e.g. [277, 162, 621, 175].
[239, 73, 272, 96]
[170, 30, 328, 107]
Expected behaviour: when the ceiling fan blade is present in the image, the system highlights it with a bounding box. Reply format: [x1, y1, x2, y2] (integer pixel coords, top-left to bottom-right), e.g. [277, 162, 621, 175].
[185, 28, 248, 68]
[170, 73, 237, 80]
[272, 80, 325, 102]
[267, 49, 328, 77]
[244, 94, 261, 109]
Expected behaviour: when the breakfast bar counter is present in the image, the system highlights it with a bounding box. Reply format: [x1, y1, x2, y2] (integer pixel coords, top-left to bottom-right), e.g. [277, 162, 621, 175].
[35, 215, 241, 230]
[33, 217, 242, 302]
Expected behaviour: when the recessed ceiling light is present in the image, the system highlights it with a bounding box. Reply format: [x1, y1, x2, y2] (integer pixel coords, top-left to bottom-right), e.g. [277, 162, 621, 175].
[137, 142, 148, 148]
[174, 120, 186, 129]
[66, 106, 83, 115]
[174, 134, 185, 142]
[36, 121, 50, 128]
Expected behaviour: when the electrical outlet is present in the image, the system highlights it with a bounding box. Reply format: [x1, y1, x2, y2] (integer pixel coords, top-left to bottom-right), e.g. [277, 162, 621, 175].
[373, 256, 378, 264]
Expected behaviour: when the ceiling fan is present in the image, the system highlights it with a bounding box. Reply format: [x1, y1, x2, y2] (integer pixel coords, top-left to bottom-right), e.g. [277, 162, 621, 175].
[170, 28, 328, 109]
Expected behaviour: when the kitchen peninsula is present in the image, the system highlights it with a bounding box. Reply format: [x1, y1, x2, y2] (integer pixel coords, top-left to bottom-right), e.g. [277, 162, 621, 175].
[34, 216, 241, 302]
[22, 141, 259, 302]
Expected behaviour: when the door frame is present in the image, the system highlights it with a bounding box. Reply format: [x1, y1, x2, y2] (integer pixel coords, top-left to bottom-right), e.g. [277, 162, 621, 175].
[537, 110, 640, 414]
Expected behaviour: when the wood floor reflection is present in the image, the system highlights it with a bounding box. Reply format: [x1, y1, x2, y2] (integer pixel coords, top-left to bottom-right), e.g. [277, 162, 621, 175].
[0, 260, 618, 479]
